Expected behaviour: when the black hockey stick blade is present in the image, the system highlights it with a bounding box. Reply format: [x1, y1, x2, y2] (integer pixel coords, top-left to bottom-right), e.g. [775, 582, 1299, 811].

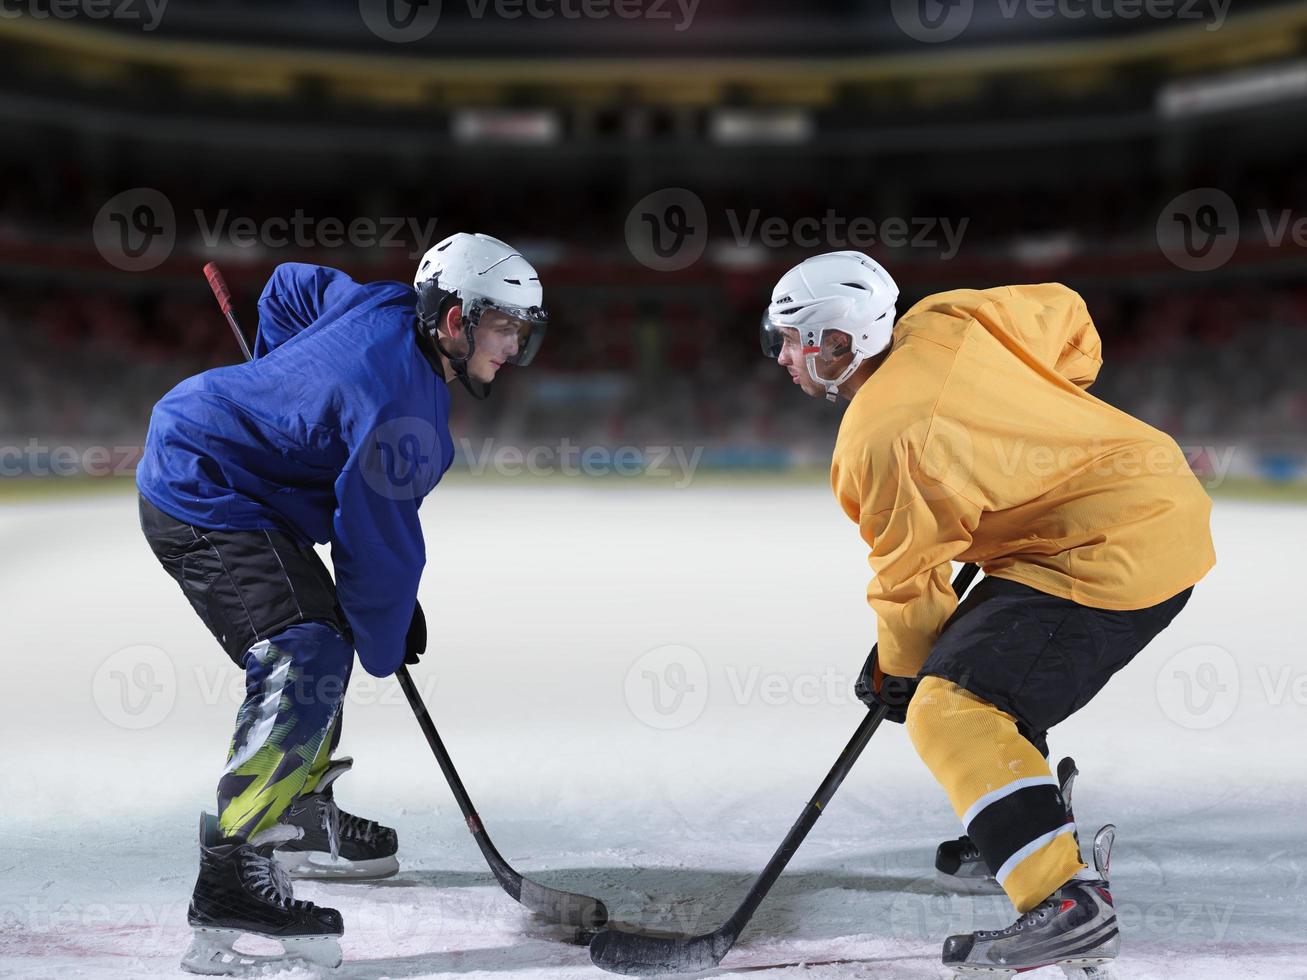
[591, 564, 981, 975]
[395, 667, 609, 930]
[519, 875, 608, 931]
[588, 709, 885, 975]
[480, 839, 608, 929]
[589, 926, 732, 976]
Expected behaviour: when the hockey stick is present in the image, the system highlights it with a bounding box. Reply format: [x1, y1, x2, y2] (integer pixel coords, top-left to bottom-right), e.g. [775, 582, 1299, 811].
[201, 261, 608, 933]
[590, 561, 982, 975]
[394, 668, 608, 931]
[204, 262, 252, 361]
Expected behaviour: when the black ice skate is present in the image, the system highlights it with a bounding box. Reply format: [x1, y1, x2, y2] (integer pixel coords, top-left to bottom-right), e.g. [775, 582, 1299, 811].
[182, 813, 343, 976]
[936, 756, 1079, 894]
[275, 757, 399, 880]
[942, 825, 1118, 980]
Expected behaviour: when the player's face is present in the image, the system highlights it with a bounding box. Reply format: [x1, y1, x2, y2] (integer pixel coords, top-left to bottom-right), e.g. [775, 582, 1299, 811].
[466, 309, 528, 383]
[773, 327, 827, 398]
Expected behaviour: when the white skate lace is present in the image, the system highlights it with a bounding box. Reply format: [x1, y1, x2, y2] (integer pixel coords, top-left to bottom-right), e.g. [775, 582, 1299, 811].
[243, 849, 306, 909]
[319, 796, 379, 861]
[978, 896, 1059, 938]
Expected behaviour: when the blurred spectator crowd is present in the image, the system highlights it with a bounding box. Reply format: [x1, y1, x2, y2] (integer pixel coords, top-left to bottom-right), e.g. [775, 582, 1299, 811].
[2, 276, 1304, 476]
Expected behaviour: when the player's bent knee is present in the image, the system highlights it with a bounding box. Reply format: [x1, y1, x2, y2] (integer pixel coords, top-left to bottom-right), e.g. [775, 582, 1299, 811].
[905, 674, 971, 764]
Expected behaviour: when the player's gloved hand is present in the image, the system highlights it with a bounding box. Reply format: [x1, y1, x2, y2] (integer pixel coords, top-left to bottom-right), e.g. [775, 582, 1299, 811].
[403, 600, 427, 665]
[854, 648, 917, 724]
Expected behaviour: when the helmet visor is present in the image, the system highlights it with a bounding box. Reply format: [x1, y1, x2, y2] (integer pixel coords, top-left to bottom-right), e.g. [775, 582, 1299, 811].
[466, 296, 548, 367]
[760, 313, 856, 383]
[760, 313, 787, 358]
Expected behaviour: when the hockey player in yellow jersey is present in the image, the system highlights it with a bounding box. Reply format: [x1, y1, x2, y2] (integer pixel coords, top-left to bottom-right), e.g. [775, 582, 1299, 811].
[760, 252, 1214, 977]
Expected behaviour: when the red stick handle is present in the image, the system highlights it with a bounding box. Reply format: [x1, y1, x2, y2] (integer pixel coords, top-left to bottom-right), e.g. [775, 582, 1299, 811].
[203, 262, 233, 315]
[203, 262, 253, 362]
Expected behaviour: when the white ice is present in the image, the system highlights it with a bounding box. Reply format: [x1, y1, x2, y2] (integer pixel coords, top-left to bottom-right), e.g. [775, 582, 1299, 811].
[1, 482, 1304, 979]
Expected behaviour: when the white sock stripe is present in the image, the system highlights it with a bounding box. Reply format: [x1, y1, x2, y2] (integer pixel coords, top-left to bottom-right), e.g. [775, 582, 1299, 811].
[224, 644, 292, 775]
[962, 775, 1059, 829]
[995, 821, 1078, 886]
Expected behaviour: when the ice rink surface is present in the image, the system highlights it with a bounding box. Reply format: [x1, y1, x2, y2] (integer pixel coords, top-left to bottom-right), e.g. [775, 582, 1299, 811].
[2, 481, 1304, 979]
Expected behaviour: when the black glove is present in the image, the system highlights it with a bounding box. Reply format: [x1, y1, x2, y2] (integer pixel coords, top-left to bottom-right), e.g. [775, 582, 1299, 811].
[403, 600, 427, 665]
[854, 647, 917, 724]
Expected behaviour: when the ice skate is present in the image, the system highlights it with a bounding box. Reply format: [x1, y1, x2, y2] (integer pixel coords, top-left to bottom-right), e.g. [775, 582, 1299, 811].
[936, 757, 1079, 894]
[942, 825, 1117, 979]
[182, 813, 344, 976]
[275, 757, 399, 880]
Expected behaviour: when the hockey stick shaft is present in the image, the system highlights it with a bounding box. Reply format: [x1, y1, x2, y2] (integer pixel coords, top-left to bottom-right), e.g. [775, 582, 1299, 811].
[393, 664, 606, 927]
[200, 260, 607, 930]
[722, 560, 981, 937]
[592, 560, 981, 974]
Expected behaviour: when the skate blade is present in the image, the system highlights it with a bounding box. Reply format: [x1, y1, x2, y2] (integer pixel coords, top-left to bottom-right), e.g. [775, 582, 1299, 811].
[181, 927, 342, 975]
[949, 959, 1114, 980]
[276, 849, 399, 881]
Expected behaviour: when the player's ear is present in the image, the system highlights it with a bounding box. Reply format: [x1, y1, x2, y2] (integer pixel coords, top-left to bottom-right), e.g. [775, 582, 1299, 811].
[440, 303, 463, 340]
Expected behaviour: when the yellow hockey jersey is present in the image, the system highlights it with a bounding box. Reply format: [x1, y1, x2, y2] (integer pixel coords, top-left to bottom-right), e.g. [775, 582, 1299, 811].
[831, 283, 1215, 678]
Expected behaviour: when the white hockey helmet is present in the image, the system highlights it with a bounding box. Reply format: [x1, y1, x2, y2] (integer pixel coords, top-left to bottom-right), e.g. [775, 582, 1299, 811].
[761, 251, 898, 400]
[414, 232, 547, 368]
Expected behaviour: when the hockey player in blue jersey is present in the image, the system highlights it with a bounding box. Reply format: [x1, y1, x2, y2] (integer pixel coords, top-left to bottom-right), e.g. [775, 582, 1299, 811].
[136, 233, 547, 974]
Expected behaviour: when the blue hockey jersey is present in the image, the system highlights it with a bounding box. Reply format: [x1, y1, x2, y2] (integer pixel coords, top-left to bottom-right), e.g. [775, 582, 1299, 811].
[137, 263, 454, 676]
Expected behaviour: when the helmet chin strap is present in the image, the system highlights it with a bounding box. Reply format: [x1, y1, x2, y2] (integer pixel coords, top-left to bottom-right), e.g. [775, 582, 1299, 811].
[440, 341, 491, 400]
[415, 301, 491, 400]
[805, 351, 864, 402]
